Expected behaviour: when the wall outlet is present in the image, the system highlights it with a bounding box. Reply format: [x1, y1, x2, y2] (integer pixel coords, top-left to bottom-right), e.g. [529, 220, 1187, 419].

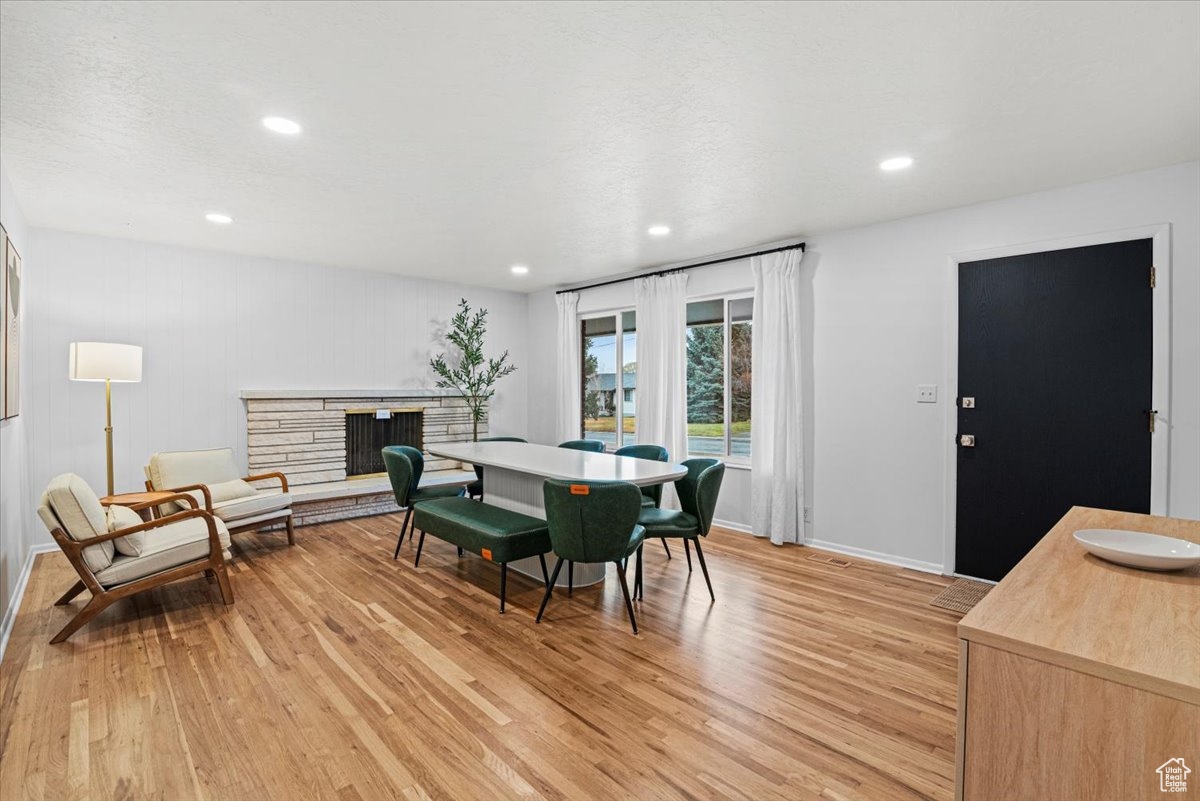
[917, 384, 938, 403]
[803, 506, 811, 523]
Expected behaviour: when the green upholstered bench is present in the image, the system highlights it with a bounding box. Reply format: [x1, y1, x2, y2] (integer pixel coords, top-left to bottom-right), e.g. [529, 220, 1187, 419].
[412, 498, 551, 613]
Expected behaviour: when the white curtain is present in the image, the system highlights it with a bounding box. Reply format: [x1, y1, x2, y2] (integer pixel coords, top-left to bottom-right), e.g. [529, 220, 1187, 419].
[555, 292, 581, 443]
[750, 249, 805, 545]
[634, 273, 689, 478]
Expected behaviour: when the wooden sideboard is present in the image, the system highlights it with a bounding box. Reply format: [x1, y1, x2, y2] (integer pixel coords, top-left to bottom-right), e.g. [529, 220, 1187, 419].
[955, 507, 1200, 801]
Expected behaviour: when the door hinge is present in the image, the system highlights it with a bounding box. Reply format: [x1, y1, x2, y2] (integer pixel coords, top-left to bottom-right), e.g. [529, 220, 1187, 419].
[1146, 409, 1158, 433]
[1150, 266, 1156, 289]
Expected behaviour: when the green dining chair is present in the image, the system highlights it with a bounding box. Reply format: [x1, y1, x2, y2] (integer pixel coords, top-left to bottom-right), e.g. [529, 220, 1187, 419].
[558, 438, 613, 591]
[537, 479, 645, 634]
[634, 458, 725, 602]
[613, 444, 669, 508]
[383, 445, 465, 558]
[557, 439, 606, 453]
[614, 443, 673, 560]
[466, 436, 527, 501]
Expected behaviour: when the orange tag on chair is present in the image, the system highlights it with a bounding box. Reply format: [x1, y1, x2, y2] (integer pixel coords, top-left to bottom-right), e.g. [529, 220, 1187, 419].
[481, 549, 493, 561]
[570, 484, 590, 495]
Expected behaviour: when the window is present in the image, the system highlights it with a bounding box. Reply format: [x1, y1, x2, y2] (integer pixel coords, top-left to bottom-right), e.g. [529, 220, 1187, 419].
[687, 296, 752, 458]
[581, 310, 636, 450]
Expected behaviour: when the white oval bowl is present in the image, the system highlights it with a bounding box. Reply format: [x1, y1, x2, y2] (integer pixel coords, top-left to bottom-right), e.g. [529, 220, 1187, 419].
[1073, 529, 1200, 571]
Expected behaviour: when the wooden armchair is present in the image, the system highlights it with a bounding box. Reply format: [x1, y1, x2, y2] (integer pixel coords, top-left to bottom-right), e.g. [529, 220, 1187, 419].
[37, 473, 233, 644]
[144, 447, 295, 544]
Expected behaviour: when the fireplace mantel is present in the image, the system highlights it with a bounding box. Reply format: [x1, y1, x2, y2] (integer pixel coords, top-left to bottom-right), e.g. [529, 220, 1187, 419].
[240, 388, 461, 400]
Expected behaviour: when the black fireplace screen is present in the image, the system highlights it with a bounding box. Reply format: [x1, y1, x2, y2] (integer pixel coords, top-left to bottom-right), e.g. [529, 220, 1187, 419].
[346, 410, 423, 477]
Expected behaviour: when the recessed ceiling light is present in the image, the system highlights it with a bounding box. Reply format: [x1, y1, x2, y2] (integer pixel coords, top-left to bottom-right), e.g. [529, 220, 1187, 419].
[879, 156, 914, 171]
[647, 225, 671, 236]
[262, 116, 302, 135]
[510, 265, 529, 275]
[205, 212, 233, 224]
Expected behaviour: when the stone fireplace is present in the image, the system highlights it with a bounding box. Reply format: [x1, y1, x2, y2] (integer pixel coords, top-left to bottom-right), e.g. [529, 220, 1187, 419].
[239, 389, 482, 525]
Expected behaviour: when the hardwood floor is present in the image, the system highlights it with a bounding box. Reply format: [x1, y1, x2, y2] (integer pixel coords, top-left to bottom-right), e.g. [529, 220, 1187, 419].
[1, 514, 962, 801]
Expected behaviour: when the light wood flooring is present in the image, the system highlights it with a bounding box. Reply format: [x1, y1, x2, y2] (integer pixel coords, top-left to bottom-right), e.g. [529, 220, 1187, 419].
[1, 514, 962, 801]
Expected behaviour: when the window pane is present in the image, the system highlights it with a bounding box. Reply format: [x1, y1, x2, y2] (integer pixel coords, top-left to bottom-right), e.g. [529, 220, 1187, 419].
[730, 296, 753, 323]
[620, 311, 637, 448]
[686, 301, 725, 455]
[686, 299, 724, 326]
[731, 317, 752, 457]
[581, 316, 617, 450]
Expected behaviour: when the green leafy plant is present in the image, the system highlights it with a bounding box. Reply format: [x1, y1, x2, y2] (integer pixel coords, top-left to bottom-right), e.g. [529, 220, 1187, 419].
[582, 350, 601, 421]
[430, 298, 518, 441]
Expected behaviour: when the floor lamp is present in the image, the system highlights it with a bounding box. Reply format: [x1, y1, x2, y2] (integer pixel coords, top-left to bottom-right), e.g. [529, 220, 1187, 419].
[69, 342, 143, 496]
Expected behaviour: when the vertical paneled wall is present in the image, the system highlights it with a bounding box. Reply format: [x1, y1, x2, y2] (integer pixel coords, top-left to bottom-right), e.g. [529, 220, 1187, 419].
[0, 161, 32, 631]
[25, 230, 530, 539]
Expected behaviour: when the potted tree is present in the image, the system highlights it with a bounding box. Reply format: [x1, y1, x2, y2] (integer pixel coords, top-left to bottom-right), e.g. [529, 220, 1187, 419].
[429, 298, 517, 441]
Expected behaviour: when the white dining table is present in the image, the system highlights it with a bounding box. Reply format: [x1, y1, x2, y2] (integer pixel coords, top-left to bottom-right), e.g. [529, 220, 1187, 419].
[426, 441, 687, 587]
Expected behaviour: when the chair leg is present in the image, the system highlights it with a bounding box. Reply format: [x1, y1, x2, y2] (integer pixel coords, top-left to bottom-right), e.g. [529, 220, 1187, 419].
[615, 561, 638, 635]
[568, 561, 573, 596]
[635, 544, 644, 601]
[457, 546, 464, 558]
[661, 539, 671, 559]
[692, 538, 715, 602]
[214, 564, 235, 604]
[536, 558, 564, 623]
[684, 539, 693, 572]
[393, 507, 412, 559]
[50, 593, 114, 644]
[499, 563, 508, 614]
[413, 529, 427, 568]
[539, 553, 549, 587]
[285, 514, 296, 546]
[55, 581, 87, 606]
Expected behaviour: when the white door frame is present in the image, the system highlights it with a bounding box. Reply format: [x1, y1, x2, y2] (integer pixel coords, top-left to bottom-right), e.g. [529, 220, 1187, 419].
[941, 224, 1172, 575]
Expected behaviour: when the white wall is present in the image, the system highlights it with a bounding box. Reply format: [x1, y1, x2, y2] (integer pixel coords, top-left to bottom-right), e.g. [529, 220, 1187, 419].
[0, 160, 35, 634]
[22, 231, 531, 548]
[528, 161, 1200, 571]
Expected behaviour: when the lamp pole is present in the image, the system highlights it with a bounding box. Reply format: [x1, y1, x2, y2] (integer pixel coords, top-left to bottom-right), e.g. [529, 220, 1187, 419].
[104, 377, 114, 496]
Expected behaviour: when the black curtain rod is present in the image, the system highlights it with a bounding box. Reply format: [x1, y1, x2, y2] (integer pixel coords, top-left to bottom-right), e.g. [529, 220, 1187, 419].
[555, 241, 806, 295]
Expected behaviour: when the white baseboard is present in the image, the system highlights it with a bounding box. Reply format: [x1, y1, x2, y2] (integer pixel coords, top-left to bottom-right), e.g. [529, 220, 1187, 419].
[713, 521, 944, 575]
[0, 543, 58, 661]
[806, 538, 944, 575]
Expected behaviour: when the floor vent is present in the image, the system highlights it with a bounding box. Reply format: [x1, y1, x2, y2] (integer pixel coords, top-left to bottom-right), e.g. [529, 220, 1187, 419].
[930, 579, 992, 614]
[807, 554, 853, 568]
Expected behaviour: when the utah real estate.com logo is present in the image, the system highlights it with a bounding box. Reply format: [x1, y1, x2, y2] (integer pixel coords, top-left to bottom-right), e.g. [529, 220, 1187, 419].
[1157, 758, 1190, 793]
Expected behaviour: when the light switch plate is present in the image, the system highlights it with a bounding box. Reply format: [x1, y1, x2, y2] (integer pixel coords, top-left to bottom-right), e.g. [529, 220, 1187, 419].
[917, 384, 938, 404]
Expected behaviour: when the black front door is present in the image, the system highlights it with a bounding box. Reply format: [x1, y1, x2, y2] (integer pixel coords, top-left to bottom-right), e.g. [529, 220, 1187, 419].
[955, 239, 1153, 581]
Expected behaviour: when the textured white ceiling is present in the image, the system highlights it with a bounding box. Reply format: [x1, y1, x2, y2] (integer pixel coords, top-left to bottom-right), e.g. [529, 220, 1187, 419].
[1, 1, 1197, 291]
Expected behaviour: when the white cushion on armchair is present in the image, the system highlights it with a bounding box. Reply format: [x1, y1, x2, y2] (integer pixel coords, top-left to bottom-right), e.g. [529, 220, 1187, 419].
[38, 473, 114, 573]
[94, 515, 232, 587]
[212, 490, 291, 523]
[148, 447, 241, 490]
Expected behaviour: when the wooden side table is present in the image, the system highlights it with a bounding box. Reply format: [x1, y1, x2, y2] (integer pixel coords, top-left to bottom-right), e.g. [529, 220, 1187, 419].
[99, 490, 180, 521]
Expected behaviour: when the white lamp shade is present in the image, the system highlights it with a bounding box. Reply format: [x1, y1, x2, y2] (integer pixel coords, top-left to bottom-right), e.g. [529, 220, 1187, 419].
[69, 342, 143, 382]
